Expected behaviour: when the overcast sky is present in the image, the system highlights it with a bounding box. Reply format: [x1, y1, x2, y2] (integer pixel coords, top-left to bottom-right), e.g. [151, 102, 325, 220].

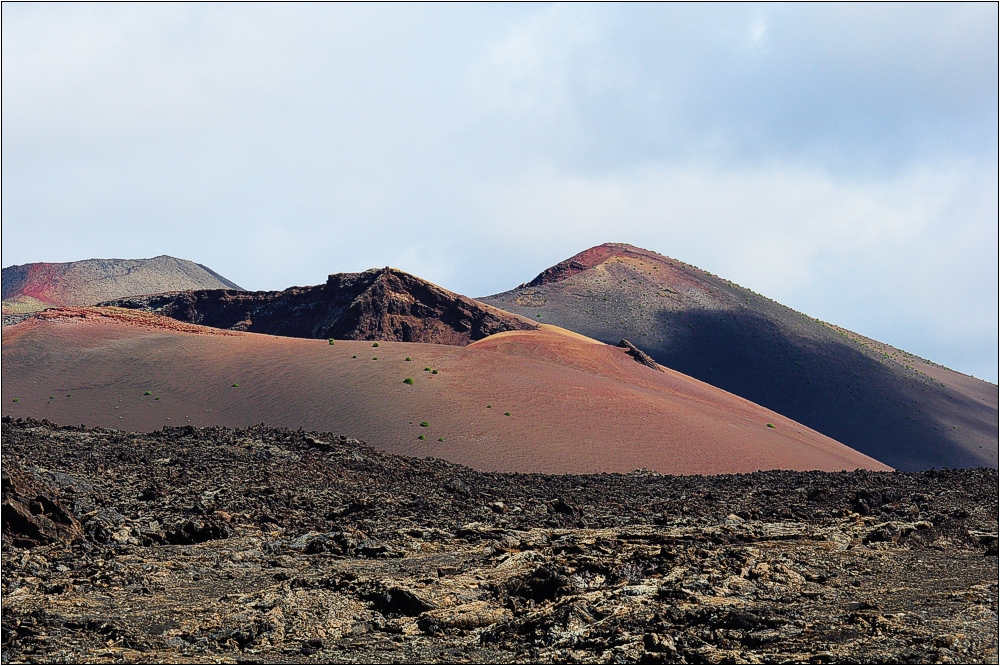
[2, 3, 997, 381]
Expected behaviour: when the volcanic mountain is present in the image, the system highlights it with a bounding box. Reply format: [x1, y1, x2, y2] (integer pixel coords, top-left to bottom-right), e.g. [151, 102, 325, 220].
[1, 255, 242, 314]
[104, 267, 538, 345]
[481, 243, 998, 472]
[0, 307, 887, 475]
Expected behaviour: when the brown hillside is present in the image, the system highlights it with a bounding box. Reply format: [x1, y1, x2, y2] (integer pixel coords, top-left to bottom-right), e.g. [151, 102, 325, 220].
[481, 243, 998, 471]
[1, 255, 242, 314]
[0, 310, 887, 475]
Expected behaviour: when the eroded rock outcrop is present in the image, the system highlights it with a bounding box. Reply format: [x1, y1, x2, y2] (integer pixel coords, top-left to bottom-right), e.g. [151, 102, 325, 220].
[104, 267, 537, 345]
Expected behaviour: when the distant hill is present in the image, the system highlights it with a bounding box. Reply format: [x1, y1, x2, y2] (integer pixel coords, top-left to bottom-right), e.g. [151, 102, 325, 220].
[103, 267, 538, 345]
[1, 256, 242, 314]
[482, 243, 998, 471]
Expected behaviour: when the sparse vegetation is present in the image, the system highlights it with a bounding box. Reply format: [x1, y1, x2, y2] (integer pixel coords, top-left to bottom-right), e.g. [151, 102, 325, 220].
[231, 383, 239, 388]
[766, 423, 775, 429]
[417, 435, 425, 440]
[486, 404, 492, 409]
[12, 399, 17, 403]
[144, 391, 152, 396]
[405, 357, 411, 361]
[431, 369, 438, 375]
[352, 355, 357, 359]
[372, 357, 378, 360]
[504, 412, 511, 416]
[403, 377, 414, 385]
[424, 367, 431, 372]
[420, 421, 429, 427]
[437, 437, 444, 442]
[372, 343, 379, 348]
[328, 339, 335, 345]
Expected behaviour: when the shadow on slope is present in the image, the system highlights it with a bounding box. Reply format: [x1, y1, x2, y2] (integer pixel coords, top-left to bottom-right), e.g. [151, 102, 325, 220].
[654, 307, 992, 471]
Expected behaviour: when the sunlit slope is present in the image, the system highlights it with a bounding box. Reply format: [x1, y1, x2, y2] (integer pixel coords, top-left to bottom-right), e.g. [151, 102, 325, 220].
[1, 308, 888, 475]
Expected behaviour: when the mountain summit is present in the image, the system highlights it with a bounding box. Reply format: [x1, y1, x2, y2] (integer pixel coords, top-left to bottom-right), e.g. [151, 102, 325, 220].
[105, 267, 538, 345]
[482, 243, 998, 471]
[1, 255, 242, 314]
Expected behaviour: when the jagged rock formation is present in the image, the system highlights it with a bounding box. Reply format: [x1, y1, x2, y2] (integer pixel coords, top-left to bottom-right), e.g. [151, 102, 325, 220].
[1, 418, 997, 663]
[1, 255, 242, 314]
[617, 339, 662, 371]
[104, 267, 538, 345]
[483, 243, 999, 471]
[2, 462, 83, 549]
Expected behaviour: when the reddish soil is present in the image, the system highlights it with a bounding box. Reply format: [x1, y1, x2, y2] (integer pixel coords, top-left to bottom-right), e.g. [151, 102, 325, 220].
[483, 243, 998, 471]
[1, 312, 887, 475]
[1, 256, 241, 314]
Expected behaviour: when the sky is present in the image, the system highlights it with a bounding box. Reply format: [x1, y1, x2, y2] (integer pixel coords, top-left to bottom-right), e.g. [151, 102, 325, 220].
[2, 3, 997, 382]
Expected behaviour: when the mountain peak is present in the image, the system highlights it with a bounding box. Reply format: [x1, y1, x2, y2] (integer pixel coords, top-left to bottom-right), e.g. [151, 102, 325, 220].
[527, 243, 665, 287]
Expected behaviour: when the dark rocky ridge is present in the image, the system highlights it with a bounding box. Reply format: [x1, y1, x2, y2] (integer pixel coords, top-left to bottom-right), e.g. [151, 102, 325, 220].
[2, 417, 997, 663]
[483, 243, 999, 472]
[104, 267, 538, 345]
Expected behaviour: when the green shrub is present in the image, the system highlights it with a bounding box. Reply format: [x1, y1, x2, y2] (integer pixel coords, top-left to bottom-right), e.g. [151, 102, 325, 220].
[155, 397, 160, 400]
[329, 339, 335, 345]
[486, 404, 492, 408]
[431, 369, 438, 375]
[405, 357, 411, 361]
[372, 342, 379, 347]
[12, 399, 17, 402]
[232, 383, 239, 388]
[424, 367, 432, 371]
[504, 412, 511, 416]
[420, 421, 429, 427]
[766, 423, 775, 429]
[418, 435, 425, 440]
[49, 396, 54, 400]
[352, 355, 357, 358]
[403, 377, 414, 385]
[66, 394, 72, 398]
[144, 391, 152, 395]
[438, 437, 444, 442]
[373, 357, 378, 360]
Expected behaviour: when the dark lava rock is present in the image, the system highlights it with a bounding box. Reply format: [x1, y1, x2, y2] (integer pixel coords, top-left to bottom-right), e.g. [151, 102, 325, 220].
[102, 267, 538, 344]
[2, 462, 83, 548]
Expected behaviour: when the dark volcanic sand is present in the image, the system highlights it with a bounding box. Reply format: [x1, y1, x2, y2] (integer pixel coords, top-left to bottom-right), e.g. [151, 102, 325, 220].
[2, 418, 997, 664]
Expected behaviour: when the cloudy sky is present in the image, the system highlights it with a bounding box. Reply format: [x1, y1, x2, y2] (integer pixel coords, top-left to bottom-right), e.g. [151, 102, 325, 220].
[3, 3, 997, 381]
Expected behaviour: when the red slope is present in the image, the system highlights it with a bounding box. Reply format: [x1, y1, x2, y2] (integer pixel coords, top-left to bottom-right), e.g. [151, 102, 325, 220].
[2, 309, 888, 475]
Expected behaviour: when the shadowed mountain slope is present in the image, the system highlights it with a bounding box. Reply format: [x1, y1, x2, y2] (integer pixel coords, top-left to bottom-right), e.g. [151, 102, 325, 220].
[104, 268, 538, 345]
[1, 256, 242, 314]
[482, 243, 998, 471]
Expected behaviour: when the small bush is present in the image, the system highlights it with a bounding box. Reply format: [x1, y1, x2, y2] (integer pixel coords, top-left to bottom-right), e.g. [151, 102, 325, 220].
[352, 355, 357, 358]
[12, 399, 17, 402]
[372, 342, 379, 347]
[486, 404, 492, 408]
[155, 397, 160, 400]
[420, 421, 429, 427]
[144, 391, 152, 395]
[766, 423, 775, 429]
[373, 357, 378, 360]
[405, 357, 411, 361]
[403, 377, 414, 385]
[328, 339, 335, 345]
[49, 396, 54, 400]
[66, 394, 72, 398]
[418, 435, 425, 440]
[504, 412, 511, 416]
[232, 383, 239, 388]
[431, 369, 438, 375]
[424, 367, 432, 372]
[438, 437, 444, 442]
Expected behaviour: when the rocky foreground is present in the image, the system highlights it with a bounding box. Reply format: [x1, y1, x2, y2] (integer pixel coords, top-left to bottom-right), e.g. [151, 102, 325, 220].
[2, 418, 997, 664]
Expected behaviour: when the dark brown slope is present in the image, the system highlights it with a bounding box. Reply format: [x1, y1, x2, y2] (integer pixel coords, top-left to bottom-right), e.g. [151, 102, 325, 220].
[482, 243, 998, 472]
[104, 267, 538, 345]
[1, 255, 242, 314]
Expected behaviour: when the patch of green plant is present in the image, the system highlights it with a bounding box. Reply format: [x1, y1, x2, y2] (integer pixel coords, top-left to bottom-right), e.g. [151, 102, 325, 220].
[66, 394, 72, 398]
[438, 437, 444, 442]
[232, 383, 239, 388]
[155, 397, 160, 400]
[424, 367, 432, 372]
[373, 357, 378, 360]
[504, 412, 511, 416]
[403, 377, 414, 385]
[431, 369, 438, 375]
[352, 355, 357, 358]
[329, 339, 335, 345]
[486, 404, 492, 408]
[766, 423, 775, 429]
[418, 435, 425, 440]
[144, 391, 152, 395]
[12, 399, 17, 402]
[372, 342, 379, 347]
[50, 396, 54, 400]
[405, 357, 411, 361]
[420, 421, 429, 427]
